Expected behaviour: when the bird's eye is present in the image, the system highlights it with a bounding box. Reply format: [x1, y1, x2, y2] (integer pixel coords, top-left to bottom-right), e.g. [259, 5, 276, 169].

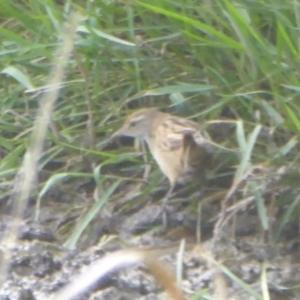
[128, 115, 144, 128]
[130, 120, 138, 127]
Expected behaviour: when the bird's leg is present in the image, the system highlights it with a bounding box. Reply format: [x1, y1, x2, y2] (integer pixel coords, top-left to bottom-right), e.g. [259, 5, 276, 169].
[152, 183, 176, 225]
[161, 183, 175, 208]
[160, 183, 176, 228]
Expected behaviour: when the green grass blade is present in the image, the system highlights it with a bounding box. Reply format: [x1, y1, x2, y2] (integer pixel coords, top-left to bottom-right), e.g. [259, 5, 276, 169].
[136, 1, 243, 50]
[65, 179, 122, 249]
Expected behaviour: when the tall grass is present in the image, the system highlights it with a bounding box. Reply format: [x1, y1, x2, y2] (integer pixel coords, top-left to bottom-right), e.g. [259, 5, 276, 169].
[1, 0, 300, 298]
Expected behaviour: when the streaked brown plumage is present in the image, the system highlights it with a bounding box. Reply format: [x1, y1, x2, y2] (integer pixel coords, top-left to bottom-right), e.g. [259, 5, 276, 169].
[112, 107, 213, 199]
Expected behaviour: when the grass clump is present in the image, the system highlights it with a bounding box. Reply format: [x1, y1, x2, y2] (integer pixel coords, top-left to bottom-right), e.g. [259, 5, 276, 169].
[1, 0, 300, 299]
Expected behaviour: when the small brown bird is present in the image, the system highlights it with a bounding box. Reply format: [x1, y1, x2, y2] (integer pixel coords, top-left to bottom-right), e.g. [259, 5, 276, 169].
[112, 107, 213, 200]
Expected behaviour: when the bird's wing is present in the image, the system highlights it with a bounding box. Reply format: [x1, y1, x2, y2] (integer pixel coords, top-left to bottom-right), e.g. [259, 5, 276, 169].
[155, 116, 211, 153]
[162, 117, 214, 153]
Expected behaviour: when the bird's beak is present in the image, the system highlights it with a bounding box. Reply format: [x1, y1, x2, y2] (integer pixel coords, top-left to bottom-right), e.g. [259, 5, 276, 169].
[111, 131, 119, 139]
[110, 128, 124, 140]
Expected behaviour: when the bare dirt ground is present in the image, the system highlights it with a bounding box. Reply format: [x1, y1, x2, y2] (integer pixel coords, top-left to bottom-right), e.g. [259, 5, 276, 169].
[1, 170, 300, 300]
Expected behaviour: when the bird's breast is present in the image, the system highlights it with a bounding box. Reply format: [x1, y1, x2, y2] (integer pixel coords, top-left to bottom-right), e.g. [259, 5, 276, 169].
[147, 135, 184, 184]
